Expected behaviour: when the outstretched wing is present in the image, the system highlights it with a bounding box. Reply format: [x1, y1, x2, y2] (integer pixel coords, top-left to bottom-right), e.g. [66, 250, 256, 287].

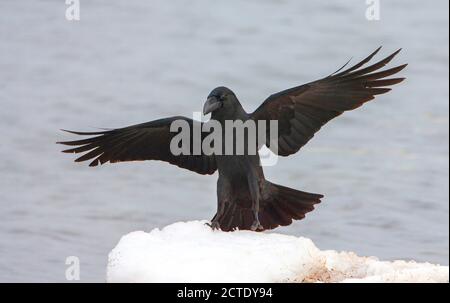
[251, 47, 407, 156]
[58, 116, 217, 175]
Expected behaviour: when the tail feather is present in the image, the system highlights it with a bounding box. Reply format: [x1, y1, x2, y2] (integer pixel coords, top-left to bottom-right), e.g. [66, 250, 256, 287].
[215, 181, 323, 231]
[267, 203, 293, 226]
[259, 182, 322, 229]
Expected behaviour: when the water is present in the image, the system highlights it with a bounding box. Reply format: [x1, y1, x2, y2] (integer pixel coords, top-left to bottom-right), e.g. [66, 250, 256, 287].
[0, 0, 448, 282]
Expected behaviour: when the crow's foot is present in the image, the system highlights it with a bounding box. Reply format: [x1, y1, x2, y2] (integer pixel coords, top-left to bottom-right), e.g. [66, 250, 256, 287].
[205, 220, 221, 230]
[250, 220, 264, 231]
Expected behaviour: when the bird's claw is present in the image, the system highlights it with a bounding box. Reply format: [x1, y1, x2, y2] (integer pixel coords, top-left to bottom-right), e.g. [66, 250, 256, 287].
[206, 221, 221, 230]
[250, 220, 264, 231]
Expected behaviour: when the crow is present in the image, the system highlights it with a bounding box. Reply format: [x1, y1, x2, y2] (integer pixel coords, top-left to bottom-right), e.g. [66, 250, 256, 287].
[58, 47, 406, 231]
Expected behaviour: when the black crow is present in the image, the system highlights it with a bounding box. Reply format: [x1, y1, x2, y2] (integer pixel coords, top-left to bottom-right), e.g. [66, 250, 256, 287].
[58, 47, 406, 231]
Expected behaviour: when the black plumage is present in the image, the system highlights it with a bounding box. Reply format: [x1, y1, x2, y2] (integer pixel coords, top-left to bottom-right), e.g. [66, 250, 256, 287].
[58, 48, 406, 231]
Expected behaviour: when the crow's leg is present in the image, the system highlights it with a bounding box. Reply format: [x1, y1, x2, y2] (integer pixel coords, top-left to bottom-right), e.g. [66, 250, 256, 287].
[207, 201, 225, 230]
[208, 176, 231, 230]
[247, 172, 263, 231]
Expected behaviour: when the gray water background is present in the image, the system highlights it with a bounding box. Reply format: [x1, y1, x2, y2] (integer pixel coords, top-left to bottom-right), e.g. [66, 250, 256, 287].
[0, 0, 448, 282]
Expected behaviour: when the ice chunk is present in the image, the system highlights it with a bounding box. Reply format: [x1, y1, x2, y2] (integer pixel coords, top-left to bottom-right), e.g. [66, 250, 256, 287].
[106, 221, 448, 283]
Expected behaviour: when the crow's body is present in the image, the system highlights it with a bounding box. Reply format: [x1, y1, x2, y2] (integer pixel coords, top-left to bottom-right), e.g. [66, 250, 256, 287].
[59, 48, 406, 231]
[205, 89, 323, 231]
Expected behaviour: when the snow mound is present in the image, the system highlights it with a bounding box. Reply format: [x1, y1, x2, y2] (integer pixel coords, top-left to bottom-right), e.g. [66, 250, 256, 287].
[106, 221, 448, 283]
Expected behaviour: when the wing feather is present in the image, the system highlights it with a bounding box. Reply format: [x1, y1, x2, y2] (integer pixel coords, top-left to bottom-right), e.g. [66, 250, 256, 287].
[58, 117, 217, 175]
[251, 48, 407, 156]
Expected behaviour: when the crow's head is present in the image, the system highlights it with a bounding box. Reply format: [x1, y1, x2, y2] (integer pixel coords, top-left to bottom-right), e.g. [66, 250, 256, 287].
[203, 86, 239, 116]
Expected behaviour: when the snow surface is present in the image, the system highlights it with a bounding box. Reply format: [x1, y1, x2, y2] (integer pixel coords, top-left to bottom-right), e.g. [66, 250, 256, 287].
[107, 221, 449, 283]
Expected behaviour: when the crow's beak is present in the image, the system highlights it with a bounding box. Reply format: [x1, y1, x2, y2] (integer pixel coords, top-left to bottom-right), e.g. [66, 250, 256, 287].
[203, 97, 221, 115]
